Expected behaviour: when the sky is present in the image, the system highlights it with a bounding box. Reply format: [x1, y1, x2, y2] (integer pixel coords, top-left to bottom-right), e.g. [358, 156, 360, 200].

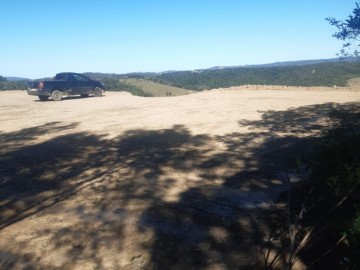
[0, 0, 357, 79]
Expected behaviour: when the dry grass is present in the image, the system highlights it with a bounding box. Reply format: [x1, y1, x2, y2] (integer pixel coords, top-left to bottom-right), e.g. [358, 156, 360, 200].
[347, 77, 360, 90]
[122, 78, 193, 96]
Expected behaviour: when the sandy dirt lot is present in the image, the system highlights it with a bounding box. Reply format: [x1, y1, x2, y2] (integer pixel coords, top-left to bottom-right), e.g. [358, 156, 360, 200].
[0, 88, 359, 269]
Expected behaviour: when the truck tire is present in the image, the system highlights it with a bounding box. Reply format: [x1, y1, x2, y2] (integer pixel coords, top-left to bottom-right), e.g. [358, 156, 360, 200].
[38, 96, 49, 101]
[93, 87, 103, 97]
[51, 90, 62, 101]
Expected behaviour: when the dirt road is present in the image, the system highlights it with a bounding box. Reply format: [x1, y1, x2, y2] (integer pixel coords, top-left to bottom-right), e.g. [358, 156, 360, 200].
[0, 89, 359, 269]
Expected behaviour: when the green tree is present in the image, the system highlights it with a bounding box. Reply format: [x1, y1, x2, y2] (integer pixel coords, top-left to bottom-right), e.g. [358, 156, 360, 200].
[327, 2, 360, 61]
[0, 76, 7, 82]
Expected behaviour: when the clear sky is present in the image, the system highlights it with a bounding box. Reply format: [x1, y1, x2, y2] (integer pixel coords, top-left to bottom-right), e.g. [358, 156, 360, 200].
[0, 0, 357, 78]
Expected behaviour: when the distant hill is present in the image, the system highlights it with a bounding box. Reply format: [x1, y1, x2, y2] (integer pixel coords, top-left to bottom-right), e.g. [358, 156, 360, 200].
[85, 58, 360, 93]
[3, 57, 359, 93]
[6, 77, 29, 81]
[84, 72, 157, 81]
[145, 61, 360, 91]
[84, 73, 192, 97]
[206, 57, 358, 70]
[83, 59, 360, 95]
[244, 57, 358, 68]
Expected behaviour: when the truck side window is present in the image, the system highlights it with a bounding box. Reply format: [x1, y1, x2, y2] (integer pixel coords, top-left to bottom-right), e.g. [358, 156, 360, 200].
[74, 74, 88, 81]
[55, 73, 67, 80]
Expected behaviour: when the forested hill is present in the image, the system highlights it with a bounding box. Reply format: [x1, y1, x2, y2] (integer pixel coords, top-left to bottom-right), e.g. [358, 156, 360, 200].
[148, 62, 360, 91]
[0, 76, 27, 90]
[2, 60, 360, 93]
[84, 61, 360, 91]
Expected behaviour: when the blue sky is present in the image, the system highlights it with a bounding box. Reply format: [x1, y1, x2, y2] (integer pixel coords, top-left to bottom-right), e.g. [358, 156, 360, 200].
[0, 0, 357, 78]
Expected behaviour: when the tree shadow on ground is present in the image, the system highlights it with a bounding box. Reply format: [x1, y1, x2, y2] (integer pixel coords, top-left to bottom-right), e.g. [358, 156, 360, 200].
[0, 102, 358, 269]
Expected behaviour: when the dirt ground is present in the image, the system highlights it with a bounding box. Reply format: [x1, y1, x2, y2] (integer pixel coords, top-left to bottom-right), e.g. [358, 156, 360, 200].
[0, 88, 359, 269]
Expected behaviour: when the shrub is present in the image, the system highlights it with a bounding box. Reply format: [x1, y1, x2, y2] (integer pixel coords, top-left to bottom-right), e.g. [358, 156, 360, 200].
[307, 107, 360, 268]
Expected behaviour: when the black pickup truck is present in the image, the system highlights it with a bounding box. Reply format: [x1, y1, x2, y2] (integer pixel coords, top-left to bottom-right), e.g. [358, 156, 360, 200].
[27, 72, 105, 101]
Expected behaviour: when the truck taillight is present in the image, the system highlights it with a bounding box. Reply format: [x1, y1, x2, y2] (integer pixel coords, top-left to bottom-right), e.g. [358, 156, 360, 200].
[38, 81, 44, 89]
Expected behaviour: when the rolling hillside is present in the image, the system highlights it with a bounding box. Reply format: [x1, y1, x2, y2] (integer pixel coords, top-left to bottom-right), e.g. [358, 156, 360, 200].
[149, 62, 360, 91]
[2, 58, 360, 94]
[121, 78, 193, 96]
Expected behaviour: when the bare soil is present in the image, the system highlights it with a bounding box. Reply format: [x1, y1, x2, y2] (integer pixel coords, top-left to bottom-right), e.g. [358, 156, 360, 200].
[0, 88, 359, 269]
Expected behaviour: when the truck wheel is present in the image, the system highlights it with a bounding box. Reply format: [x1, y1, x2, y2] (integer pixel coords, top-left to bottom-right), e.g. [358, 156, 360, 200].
[51, 90, 62, 101]
[38, 96, 49, 101]
[93, 87, 103, 97]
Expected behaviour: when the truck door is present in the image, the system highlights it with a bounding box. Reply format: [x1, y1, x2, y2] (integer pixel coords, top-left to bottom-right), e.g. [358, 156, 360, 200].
[66, 74, 77, 95]
[73, 74, 93, 95]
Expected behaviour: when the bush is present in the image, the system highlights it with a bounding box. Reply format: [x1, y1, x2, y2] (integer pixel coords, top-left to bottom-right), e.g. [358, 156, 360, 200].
[312, 108, 360, 196]
[307, 107, 360, 268]
[345, 211, 360, 268]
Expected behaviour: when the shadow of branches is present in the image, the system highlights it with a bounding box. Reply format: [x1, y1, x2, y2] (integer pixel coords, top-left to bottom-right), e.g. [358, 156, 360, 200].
[1, 102, 357, 269]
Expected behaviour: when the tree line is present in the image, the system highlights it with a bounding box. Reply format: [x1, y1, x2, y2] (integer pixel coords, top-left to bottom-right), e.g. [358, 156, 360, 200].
[82, 61, 360, 93]
[2, 60, 360, 93]
[147, 62, 360, 91]
[0, 76, 27, 91]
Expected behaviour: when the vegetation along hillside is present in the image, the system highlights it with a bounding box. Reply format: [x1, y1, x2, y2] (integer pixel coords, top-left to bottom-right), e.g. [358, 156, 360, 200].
[85, 60, 360, 93]
[2, 61, 360, 95]
[0, 76, 26, 90]
[147, 62, 360, 91]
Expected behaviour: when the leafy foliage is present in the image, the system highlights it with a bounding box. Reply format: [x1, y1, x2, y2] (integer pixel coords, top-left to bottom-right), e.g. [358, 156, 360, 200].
[327, 2, 360, 61]
[313, 108, 360, 197]
[307, 107, 360, 268]
[346, 210, 360, 268]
